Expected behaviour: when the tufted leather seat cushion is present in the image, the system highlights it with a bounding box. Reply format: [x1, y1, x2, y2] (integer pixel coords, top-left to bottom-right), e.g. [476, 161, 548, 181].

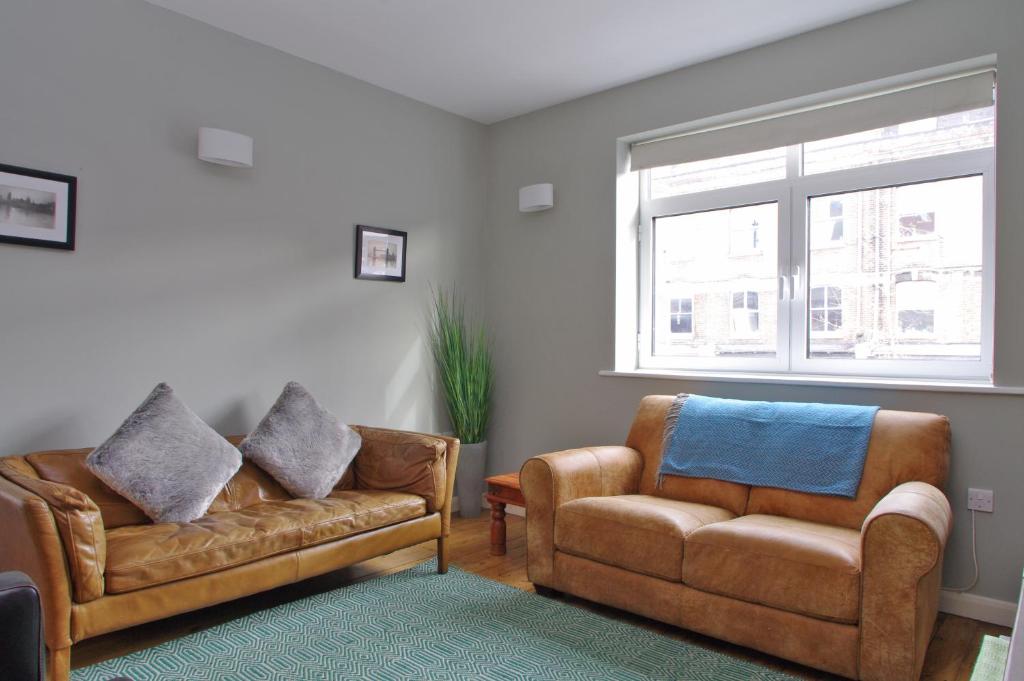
[682, 514, 862, 623]
[554, 495, 733, 581]
[104, 490, 426, 593]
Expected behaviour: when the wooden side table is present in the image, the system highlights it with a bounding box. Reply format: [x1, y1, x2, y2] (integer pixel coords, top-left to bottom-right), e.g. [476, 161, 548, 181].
[485, 473, 524, 556]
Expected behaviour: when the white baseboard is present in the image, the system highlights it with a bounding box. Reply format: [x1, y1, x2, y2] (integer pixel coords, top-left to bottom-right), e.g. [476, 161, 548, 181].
[940, 589, 1018, 627]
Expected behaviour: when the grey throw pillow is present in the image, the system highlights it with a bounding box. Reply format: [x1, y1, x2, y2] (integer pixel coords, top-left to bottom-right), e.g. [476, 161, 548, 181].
[86, 383, 242, 524]
[240, 382, 361, 499]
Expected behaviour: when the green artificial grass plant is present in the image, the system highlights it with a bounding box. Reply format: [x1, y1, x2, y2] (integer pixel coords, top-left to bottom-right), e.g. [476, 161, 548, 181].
[428, 287, 493, 444]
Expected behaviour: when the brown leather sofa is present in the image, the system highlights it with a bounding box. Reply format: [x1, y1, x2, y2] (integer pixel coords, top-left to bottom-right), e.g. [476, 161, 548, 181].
[0, 426, 459, 681]
[521, 395, 952, 681]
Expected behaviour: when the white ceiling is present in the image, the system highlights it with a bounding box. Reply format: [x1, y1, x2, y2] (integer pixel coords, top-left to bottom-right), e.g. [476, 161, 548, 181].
[144, 0, 912, 124]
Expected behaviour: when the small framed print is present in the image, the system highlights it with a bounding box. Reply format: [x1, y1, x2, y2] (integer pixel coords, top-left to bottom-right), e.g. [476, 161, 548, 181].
[0, 163, 77, 251]
[355, 225, 407, 282]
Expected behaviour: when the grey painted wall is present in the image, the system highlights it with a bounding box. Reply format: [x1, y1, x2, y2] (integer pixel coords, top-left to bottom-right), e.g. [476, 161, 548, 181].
[484, 0, 1024, 603]
[0, 0, 485, 449]
[2, 0, 1022, 607]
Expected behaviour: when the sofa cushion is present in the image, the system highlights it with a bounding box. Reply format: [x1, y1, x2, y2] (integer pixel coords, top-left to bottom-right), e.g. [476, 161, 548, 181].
[104, 490, 426, 593]
[554, 495, 734, 581]
[240, 382, 361, 499]
[86, 383, 243, 524]
[682, 514, 861, 623]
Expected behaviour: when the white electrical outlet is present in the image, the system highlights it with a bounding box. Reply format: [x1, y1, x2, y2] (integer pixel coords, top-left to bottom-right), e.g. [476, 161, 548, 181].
[967, 488, 994, 512]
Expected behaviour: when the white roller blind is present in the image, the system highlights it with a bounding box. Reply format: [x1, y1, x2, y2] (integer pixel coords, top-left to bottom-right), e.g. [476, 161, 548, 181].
[630, 70, 995, 172]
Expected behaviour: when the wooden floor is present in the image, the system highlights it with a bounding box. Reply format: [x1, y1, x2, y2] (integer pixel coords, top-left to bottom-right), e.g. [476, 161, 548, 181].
[74, 514, 1009, 680]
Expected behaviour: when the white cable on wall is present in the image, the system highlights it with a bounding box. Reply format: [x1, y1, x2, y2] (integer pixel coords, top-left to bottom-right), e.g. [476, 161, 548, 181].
[945, 509, 980, 593]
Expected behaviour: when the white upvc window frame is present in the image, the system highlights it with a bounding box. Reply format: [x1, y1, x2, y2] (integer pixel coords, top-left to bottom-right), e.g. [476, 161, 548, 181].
[639, 177, 791, 373]
[637, 147, 995, 381]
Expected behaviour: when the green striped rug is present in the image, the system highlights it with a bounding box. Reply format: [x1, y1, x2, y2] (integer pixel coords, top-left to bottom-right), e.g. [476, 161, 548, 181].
[970, 635, 1009, 681]
[74, 560, 795, 680]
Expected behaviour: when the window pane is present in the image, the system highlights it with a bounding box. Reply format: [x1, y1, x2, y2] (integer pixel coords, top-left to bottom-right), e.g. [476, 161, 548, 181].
[899, 310, 935, 335]
[810, 196, 850, 249]
[649, 147, 787, 199]
[827, 287, 841, 307]
[898, 212, 935, 238]
[810, 287, 824, 307]
[803, 106, 994, 175]
[806, 175, 983, 360]
[653, 203, 778, 357]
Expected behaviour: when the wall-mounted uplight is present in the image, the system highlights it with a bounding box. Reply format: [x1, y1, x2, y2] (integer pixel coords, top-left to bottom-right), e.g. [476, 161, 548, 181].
[198, 127, 254, 168]
[519, 183, 554, 212]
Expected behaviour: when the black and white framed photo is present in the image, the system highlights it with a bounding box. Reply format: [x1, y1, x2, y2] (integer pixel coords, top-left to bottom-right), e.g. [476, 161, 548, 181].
[0, 163, 76, 251]
[355, 225, 407, 282]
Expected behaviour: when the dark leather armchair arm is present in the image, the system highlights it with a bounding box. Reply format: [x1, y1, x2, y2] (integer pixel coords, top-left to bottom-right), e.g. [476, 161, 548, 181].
[0, 571, 45, 681]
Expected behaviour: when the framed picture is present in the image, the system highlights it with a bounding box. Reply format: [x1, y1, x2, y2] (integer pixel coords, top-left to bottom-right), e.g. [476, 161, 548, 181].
[355, 224, 407, 282]
[0, 163, 77, 251]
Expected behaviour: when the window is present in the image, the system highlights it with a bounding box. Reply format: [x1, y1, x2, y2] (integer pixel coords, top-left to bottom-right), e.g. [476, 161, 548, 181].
[650, 147, 787, 198]
[802, 106, 994, 174]
[895, 181, 940, 239]
[804, 176, 984, 362]
[896, 278, 938, 337]
[730, 218, 762, 255]
[632, 71, 994, 380]
[650, 203, 778, 361]
[898, 212, 936, 239]
[731, 291, 760, 335]
[810, 286, 842, 334]
[670, 298, 693, 334]
[810, 198, 847, 248]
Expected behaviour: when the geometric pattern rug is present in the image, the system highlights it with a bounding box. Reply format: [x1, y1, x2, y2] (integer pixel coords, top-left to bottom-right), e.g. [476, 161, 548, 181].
[73, 560, 795, 680]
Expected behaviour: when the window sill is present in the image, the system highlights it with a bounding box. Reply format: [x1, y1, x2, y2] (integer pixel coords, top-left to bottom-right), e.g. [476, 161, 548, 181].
[599, 369, 1024, 395]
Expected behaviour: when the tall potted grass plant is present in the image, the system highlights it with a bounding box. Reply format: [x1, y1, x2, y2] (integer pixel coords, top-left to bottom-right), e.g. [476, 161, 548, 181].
[429, 287, 493, 518]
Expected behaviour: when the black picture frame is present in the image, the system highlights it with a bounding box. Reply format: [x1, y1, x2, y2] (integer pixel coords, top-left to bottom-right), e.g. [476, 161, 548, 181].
[354, 224, 407, 282]
[0, 163, 77, 251]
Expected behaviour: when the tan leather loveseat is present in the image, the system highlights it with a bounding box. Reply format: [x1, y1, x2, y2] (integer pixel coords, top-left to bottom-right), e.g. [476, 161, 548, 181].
[521, 395, 951, 681]
[0, 426, 458, 681]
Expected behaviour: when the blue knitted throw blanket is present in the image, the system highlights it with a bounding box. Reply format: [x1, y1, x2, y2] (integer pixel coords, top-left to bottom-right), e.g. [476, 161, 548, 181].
[659, 394, 879, 498]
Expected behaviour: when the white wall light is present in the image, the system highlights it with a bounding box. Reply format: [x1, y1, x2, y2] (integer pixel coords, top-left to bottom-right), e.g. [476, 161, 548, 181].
[519, 183, 554, 212]
[198, 127, 254, 168]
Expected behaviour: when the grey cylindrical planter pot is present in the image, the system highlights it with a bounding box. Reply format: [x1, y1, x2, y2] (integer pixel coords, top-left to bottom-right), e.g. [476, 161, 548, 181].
[456, 441, 487, 518]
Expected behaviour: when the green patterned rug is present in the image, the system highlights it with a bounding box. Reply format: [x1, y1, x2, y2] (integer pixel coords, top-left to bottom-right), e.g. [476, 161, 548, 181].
[74, 560, 795, 680]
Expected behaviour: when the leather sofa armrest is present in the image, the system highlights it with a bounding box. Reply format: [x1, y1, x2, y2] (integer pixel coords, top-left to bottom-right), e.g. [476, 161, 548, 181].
[0, 469, 75, 655]
[859, 481, 952, 681]
[0, 459, 106, 605]
[350, 427, 454, 522]
[520, 446, 643, 587]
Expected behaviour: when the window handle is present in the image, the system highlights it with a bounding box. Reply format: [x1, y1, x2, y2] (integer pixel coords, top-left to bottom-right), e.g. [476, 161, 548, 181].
[779, 275, 787, 301]
[789, 266, 801, 301]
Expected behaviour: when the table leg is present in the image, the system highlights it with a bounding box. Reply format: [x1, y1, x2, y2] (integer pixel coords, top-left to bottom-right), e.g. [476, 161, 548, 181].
[489, 500, 507, 556]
